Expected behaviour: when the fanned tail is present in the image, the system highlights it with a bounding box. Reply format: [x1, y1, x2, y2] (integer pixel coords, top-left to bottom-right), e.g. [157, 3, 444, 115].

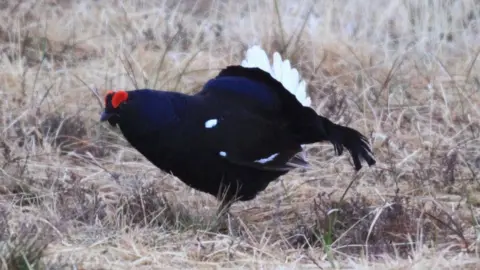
[241, 45, 311, 107]
[239, 46, 376, 170]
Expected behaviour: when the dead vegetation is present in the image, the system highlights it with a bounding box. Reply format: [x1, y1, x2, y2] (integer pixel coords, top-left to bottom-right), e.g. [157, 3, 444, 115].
[0, 0, 480, 269]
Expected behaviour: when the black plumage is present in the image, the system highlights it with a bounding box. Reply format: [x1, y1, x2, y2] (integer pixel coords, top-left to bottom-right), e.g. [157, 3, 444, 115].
[100, 53, 376, 215]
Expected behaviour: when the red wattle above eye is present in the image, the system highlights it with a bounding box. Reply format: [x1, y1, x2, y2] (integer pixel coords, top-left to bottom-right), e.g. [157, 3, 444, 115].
[111, 90, 128, 108]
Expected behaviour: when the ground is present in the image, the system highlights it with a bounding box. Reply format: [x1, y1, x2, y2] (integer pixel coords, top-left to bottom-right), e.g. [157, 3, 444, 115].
[1, 0, 480, 269]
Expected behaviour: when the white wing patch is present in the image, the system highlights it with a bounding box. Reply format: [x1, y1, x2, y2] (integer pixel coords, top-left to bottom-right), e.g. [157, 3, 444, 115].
[240, 45, 312, 107]
[219, 151, 227, 157]
[255, 153, 279, 164]
[205, 119, 218, 128]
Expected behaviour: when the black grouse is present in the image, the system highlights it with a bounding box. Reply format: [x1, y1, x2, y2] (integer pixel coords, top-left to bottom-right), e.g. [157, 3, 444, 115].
[100, 46, 376, 215]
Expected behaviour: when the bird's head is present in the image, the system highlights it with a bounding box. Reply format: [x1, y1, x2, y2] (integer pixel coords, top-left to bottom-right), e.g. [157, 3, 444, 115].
[100, 90, 129, 126]
[99, 88, 179, 132]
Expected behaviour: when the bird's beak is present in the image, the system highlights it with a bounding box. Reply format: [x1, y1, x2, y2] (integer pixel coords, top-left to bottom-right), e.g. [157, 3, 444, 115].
[100, 110, 112, 122]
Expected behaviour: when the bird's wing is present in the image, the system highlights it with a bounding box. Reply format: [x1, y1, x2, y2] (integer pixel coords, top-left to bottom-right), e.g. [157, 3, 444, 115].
[227, 150, 309, 172]
[193, 105, 309, 172]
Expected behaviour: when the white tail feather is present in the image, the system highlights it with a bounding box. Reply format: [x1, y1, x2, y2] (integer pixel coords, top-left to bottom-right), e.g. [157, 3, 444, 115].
[240, 45, 312, 107]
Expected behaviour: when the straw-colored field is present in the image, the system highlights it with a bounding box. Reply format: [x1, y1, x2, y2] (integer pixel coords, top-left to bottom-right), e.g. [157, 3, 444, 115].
[1, 0, 480, 269]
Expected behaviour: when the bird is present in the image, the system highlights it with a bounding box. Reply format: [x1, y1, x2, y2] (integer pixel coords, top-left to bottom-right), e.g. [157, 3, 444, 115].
[100, 45, 376, 216]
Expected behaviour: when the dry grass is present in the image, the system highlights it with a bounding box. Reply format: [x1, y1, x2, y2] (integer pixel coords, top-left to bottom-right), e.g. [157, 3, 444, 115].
[0, 0, 480, 268]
